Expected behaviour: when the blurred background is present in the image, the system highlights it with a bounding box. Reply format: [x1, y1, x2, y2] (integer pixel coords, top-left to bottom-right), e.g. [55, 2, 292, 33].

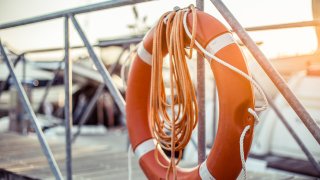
[0, 0, 319, 179]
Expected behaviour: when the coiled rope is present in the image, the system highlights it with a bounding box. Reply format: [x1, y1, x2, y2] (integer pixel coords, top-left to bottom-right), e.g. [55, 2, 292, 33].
[149, 5, 198, 180]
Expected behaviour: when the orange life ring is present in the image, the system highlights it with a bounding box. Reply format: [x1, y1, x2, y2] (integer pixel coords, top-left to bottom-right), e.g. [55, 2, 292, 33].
[126, 10, 255, 179]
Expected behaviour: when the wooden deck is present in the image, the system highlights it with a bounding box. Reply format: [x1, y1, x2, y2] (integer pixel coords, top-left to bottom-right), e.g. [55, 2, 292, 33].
[0, 132, 313, 180]
[0, 132, 144, 180]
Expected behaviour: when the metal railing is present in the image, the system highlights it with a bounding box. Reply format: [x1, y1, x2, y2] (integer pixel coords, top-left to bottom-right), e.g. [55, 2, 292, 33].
[0, 43, 64, 179]
[0, 1, 151, 179]
[0, 0, 320, 178]
[0, 0, 151, 30]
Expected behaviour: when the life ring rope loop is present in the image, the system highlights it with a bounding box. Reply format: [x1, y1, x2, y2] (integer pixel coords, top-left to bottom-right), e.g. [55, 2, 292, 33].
[182, 11, 268, 112]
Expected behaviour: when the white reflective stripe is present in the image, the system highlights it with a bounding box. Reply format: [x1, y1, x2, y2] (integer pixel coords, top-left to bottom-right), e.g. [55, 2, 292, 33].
[205, 33, 235, 59]
[134, 139, 156, 159]
[199, 160, 215, 180]
[137, 43, 152, 66]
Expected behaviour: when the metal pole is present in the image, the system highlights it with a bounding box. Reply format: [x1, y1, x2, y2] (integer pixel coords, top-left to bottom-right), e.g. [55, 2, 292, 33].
[72, 84, 104, 143]
[70, 15, 126, 117]
[196, 0, 206, 164]
[23, 37, 141, 55]
[0, 0, 152, 30]
[264, 90, 320, 175]
[210, 0, 320, 144]
[244, 20, 320, 32]
[0, 55, 22, 98]
[37, 60, 64, 113]
[64, 16, 72, 180]
[0, 42, 63, 179]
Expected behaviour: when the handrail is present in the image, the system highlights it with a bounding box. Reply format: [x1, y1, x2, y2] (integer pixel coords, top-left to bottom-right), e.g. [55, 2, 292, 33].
[13, 20, 319, 56]
[245, 20, 320, 31]
[0, 1, 151, 179]
[22, 36, 142, 54]
[0, 0, 151, 30]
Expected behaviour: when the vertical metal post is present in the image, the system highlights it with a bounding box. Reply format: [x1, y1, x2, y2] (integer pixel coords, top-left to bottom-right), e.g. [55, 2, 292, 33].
[196, 0, 206, 164]
[0, 42, 63, 180]
[64, 16, 72, 180]
[70, 15, 126, 117]
[210, 0, 320, 144]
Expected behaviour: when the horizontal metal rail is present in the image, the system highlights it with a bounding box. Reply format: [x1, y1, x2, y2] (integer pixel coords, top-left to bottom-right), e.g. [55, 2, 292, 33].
[0, 0, 151, 30]
[245, 20, 320, 31]
[22, 37, 142, 55]
[210, 0, 320, 144]
[18, 20, 319, 55]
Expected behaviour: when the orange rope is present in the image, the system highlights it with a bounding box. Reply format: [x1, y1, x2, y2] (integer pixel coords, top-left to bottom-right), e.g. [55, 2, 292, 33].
[149, 5, 198, 179]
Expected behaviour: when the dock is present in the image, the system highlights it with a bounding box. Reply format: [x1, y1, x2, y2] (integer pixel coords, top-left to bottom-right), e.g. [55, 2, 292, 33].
[0, 132, 313, 180]
[0, 132, 144, 180]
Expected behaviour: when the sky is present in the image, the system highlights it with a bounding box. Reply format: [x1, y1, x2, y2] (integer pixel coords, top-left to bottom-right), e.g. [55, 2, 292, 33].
[0, 0, 317, 60]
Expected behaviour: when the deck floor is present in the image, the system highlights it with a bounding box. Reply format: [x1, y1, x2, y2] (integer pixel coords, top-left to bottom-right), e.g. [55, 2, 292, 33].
[0, 132, 144, 179]
[0, 132, 313, 180]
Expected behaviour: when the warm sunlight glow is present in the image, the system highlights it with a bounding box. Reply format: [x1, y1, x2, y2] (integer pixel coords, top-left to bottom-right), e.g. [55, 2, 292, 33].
[0, 0, 317, 59]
